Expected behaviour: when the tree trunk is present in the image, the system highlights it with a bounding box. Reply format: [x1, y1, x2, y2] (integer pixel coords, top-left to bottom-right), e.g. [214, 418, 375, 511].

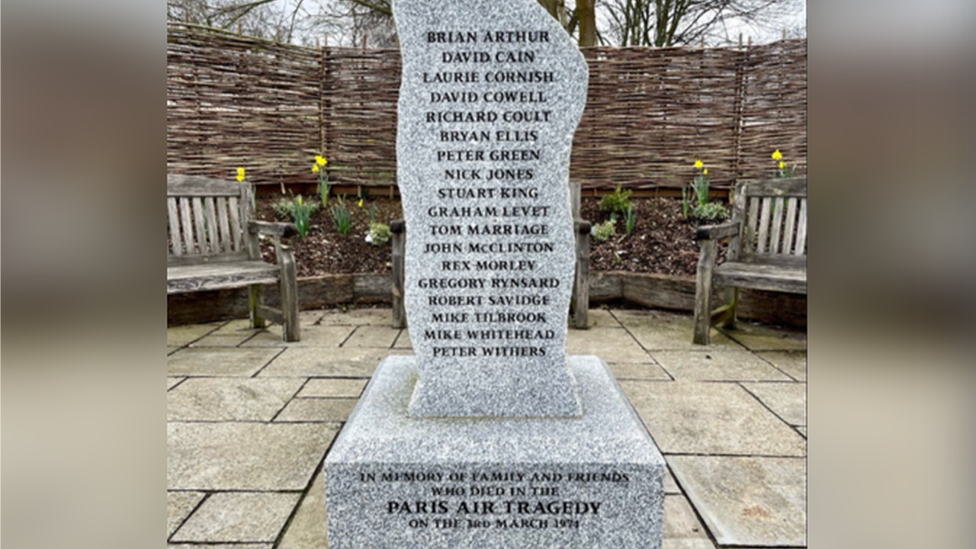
[577, 0, 596, 46]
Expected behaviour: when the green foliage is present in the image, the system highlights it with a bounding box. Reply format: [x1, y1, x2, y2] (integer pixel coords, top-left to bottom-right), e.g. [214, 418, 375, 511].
[591, 218, 616, 243]
[290, 195, 316, 239]
[272, 195, 318, 238]
[689, 172, 710, 207]
[330, 197, 354, 236]
[681, 187, 690, 219]
[771, 149, 799, 178]
[366, 222, 391, 246]
[776, 163, 798, 178]
[318, 177, 330, 208]
[624, 203, 637, 235]
[599, 185, 632, 215]
[693, 202, 729, 222]
[368, 201, 377, 224]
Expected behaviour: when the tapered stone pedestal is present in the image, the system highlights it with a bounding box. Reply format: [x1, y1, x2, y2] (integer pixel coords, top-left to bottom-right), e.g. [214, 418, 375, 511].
[324, 355, 665, 549]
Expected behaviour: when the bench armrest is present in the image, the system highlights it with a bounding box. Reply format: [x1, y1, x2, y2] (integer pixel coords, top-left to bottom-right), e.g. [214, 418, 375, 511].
[695, 221, 739, 241]
[249, 221, 298, 238]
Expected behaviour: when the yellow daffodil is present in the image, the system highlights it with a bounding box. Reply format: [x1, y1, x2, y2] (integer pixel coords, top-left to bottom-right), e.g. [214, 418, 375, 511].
[297, 196, 303, 205]
[693, 159, 704, 170]
[357, 199, 364, 208]
[236, 167, 245, 182]
[779, 161, 786, 169]
[771, 149, 783, 160]
[315, 155, 327, 166]
[312, 164, 320, 173]
[702, 169, 708, 176]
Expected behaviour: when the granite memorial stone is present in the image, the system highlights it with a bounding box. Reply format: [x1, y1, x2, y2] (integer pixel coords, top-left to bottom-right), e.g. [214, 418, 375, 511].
[324, 1, 665, 547]
[394, 0, 588, 418]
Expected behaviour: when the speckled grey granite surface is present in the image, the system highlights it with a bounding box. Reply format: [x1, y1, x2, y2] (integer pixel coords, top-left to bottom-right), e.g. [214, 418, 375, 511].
[394, 0, 588, 417]
[324, 355, 665, 548]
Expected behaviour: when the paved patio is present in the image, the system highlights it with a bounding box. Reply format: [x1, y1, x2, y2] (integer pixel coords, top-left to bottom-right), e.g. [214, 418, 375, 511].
[167, 307, 807, 548]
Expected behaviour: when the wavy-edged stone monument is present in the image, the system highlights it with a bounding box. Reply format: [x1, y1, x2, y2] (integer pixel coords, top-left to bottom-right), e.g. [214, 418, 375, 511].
[324, 1, 665, 547]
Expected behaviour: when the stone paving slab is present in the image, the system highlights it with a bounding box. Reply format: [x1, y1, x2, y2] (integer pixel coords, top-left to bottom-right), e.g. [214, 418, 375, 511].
[167, 491, 205, 538]
[566, 327, 656, 362]
[341, 326, 400, 348]
[663, 494, 711, 542]
[757, 351, 807, 381]
[167, 323, 220, 347]
[190, 334, 254, 347]
[299, 310, 328, 325]
[166, 543, 271, 549]
[318, 308, 393, 326]
[393, 329, 414, 349]
[664, 467, 681, 494]
[297, 378, 367, 398]
[209, 318, 260, 335]
[256, 347, 386, 377]
[620, 381, 806, 456]
[668, 456, 806, 547]
[607, 362, 672, 380]
[167, 348, 282, 377]
[582, 308, 622, 328]
[166, 307, 805, 548]
[741, 382, 807, 426]
[274, 398, 358, 423]
[721, 322, 807, 351]
[652, 350, 792, 381]
[242, 326, 355, 348]
[170, 491, 300, 543]
[613, 310, 740, 350]
[167, 378, 305, 422]
[662, 539, 716, 549]
[167, 422, 337, 490]
[278, 470, 328, 549]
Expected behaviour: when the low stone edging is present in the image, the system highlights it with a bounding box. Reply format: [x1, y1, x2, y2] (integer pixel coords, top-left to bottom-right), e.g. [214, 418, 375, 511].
[167, 271, 805, 328]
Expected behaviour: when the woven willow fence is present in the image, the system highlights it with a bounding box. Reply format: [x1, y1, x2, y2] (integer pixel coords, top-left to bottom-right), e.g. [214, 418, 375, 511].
[168, 23, 806, 193]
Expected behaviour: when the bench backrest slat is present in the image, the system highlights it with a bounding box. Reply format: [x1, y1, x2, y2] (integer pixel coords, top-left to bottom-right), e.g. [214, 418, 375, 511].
[782, 197, 798, 255]
[734, 177, 807, 262]
[794, 198, 808, 255]
[167, 175, 253, 263]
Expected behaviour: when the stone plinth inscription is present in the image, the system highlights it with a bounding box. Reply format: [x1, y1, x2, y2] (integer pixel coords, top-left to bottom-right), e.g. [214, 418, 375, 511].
[362, 467, 634, 532]
[395, 0, 588, 417]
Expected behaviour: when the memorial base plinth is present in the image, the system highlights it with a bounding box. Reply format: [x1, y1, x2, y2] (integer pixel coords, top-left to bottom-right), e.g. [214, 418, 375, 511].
[324, 355, 665, 549]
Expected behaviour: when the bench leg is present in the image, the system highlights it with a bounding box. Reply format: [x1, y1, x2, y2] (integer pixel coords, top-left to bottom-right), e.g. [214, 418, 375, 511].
[279, 247, 300, 342]
[391, 226, 406, 329]
[571, 228, 590, 330]
[693, 240, 717, 345]
[720, 287, 739, 330]
[249, 284, 267, 330]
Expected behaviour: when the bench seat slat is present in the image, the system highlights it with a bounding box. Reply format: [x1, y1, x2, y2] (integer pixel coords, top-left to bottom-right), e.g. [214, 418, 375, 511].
[167, 261, 280, 294]
[714, 261, 807, 294]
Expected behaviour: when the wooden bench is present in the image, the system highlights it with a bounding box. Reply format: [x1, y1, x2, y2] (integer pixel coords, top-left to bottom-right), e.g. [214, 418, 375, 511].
[167, 174, 301, 341]
[693, 177, 807, 344]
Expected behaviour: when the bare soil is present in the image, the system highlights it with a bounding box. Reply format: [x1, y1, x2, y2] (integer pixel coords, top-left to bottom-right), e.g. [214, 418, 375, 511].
[258, 196, 719, 278]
